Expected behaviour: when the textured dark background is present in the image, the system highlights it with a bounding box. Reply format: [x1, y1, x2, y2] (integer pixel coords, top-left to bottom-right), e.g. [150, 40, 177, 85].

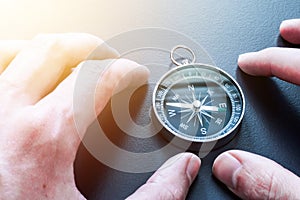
[74, 1, 300, 199]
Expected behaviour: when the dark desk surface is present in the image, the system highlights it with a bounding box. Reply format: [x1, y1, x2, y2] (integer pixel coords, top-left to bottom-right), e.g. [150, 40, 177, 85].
[74, 1, 300, 199]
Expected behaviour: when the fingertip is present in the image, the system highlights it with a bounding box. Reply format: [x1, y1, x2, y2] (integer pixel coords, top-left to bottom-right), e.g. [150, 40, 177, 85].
[152, 152, 201, 187]
[88, 42, 120, 60]
[279, 19, 300, 44]
[159, 152, 201, 183]
[214, 150, 300, 199]
[280, 20, 289, 32]
[238, 52, 253, 67]
[238, 47, 300, 80]
[280, 19, 296, 33]
[127, 153, 200, 200]
[111, 59, 150, 94]
[212, 151, 242, 189]
[186, 153, 201, 184]
[279, 20, 293, 40]
[237, 52, 260, 76]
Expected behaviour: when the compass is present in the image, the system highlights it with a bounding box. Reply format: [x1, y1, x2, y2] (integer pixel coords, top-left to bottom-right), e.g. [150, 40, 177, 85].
[152, 46, 245, 150]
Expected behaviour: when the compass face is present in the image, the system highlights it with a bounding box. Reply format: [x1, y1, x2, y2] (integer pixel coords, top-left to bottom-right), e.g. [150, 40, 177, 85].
[153, 64, 245, 143]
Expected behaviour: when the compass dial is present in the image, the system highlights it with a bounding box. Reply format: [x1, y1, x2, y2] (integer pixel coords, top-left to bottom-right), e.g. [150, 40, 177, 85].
[153, 64, 245, 144]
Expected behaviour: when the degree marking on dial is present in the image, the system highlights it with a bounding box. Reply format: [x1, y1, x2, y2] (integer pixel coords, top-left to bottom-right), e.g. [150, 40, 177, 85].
[215, 118, 223, 125]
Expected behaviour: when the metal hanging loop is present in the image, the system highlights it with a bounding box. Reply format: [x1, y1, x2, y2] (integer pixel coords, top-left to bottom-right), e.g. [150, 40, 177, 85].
[170, 45, 196, 66]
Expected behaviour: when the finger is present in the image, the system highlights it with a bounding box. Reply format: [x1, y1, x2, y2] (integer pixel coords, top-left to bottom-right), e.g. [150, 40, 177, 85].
[0, 40, 28, 74]
[213, 150, 300, 199]
[238, 47, 300, 85]
[34, 59, 149, 148]
[280, 19, 300, 44]
[126, 153, 201, 200]
[0, 33, 118, 105]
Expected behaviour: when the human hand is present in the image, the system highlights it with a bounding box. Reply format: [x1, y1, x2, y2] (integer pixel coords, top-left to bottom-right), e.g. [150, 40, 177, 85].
[0, 33, 202, 200]
[212, 19, 300, 199]
[0, 33, 152, 199]
[237, 18, 300, 85]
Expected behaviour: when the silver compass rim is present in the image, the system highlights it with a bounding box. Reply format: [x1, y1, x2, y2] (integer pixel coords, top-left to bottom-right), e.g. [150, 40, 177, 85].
[152, 63, 246, 143]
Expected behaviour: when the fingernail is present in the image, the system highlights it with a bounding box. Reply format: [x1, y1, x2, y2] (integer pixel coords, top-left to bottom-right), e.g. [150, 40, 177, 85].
[280, 20, 289, 28]
[238, 52, 256, 65]
[186, 155, 201, 184]
[160, 153, 200, 185]
[213, 153, 242, 189]
[280, 19, 296, 29]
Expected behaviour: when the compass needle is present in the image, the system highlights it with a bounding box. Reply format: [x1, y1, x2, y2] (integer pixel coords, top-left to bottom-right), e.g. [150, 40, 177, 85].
[201, 105, 219, 112]
[179, 108, 193, 113]
[166, 102, 193, 109]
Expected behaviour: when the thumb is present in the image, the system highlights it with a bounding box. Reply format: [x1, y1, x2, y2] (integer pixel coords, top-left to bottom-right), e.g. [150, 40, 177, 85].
[213, 150, 300, 199]
[126, 153, 201, 200]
